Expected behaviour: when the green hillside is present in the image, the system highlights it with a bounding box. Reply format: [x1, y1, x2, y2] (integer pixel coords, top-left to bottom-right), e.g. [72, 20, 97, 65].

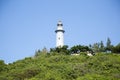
[0, 52, 120, 80]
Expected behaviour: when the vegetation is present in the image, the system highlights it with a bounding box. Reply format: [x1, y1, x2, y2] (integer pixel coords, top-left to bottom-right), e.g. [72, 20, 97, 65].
[0, 51, 120, 80]
[89, 38, 120, 53]
[0, 38, 120, 80]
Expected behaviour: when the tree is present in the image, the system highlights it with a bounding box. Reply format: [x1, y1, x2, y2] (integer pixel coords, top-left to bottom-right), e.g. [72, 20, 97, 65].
[70, 45, 90, 54]
[100, 41, 105, 52]
[50, 45, 69, 55]
[42, 47, 48, 54]
[89, 44, 92, 49]
[112, 43, 120, 53]
[0, 60, 6, 72]
[61, 45, 70, 55]
[106, 37, 112, 51]
[92, 43, 100, 52]
[70, 45, 80, 54]
[35, 49, 41, 57]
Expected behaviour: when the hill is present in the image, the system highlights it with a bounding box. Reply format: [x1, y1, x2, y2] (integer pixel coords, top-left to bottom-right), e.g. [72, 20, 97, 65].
[0, 52, 120, 80]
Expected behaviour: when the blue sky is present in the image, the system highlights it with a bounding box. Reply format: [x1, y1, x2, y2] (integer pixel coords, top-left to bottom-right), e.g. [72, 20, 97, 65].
[0, 0, 120, 63]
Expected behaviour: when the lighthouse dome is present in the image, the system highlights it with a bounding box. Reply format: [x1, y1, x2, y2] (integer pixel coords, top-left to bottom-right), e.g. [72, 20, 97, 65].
[57, 21, 64, 30]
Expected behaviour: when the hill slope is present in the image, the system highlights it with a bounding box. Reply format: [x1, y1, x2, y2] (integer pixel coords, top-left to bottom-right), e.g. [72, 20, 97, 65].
[0, 53, 120, 80]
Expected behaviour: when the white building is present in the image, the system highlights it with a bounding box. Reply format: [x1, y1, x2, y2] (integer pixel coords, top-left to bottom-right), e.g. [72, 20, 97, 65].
[55, 21, 65, 47]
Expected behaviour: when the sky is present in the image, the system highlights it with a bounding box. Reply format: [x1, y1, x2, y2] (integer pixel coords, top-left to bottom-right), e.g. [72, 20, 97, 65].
[0, 0, 120, 63]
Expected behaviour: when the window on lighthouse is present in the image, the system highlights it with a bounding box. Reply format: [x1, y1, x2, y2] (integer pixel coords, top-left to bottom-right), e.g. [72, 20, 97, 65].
[58, 37, 60, 40]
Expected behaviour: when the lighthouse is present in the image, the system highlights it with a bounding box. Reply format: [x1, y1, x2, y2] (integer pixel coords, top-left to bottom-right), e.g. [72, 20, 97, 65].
[55, 21, 65, 47]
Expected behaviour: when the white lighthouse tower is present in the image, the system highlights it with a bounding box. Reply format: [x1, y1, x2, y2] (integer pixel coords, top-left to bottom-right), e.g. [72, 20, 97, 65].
[55, 21, 65, 47]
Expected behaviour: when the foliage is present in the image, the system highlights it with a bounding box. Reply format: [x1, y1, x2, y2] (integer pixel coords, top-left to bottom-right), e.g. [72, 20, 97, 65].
[0, 60, 6, 73]
[50, 45, 70, 55]
[106, 37, 112, 51]
[100, 41, 105, 52]
[112, 43, 120, 53]
[0, 52, 120, 80]
[70, 45, 90, 54]
[92, 43, 100, 52]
